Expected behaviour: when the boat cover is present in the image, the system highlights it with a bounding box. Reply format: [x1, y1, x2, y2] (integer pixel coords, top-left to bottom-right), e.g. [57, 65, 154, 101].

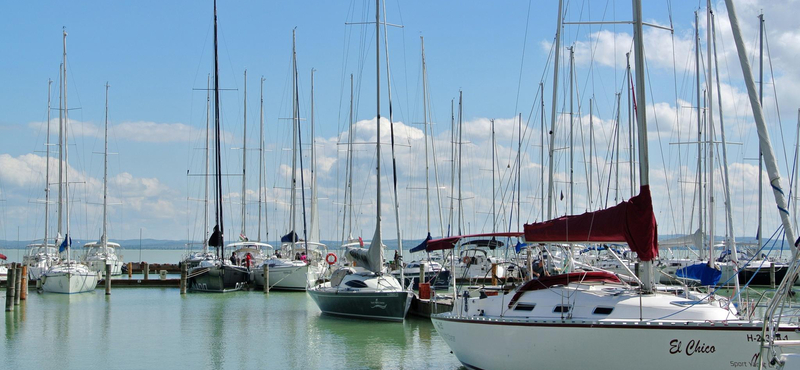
[410, 232, 433, 253]
[676, 263, 722, 286]
[524, 185, 658, 261]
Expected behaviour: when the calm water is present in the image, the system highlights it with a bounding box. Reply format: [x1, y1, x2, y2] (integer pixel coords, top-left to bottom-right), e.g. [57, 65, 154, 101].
[2, 288, 463, 370]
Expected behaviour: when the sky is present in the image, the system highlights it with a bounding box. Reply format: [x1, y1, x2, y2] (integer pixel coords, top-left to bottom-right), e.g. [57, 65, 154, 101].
[1, 0, 800, 249]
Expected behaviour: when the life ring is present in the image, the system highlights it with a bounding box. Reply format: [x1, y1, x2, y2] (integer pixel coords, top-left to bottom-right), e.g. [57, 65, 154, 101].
[462, 256, 470, 264]
[325, 253, 338, 265]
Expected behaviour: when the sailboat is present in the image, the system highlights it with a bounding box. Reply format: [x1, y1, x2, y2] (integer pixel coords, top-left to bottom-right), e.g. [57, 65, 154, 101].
[83, 83, 124, 277]
[187, 0, 251, 293]
[24, 79, 60, 281]
[431, 1, 800, 369]
[254, 30, 321, 291]
[307, 0, 412, 322]
[42, 28, 100, 294]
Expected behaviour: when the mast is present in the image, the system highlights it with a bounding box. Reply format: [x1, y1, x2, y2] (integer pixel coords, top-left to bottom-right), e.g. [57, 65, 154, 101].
[757, 12, 764, 254]
[795, 109, 800, 233]
[457, 91, 463, 235]
[373, 0, 383, 267]
[212, 0, 225, 258]
[710, 10, 740, 301]
[102, 82, 109, 248]
[568, 46, 574, 215]
[344, 74, 354, 241]
[517, 112, 522, 230]
[631, 0, 654, 293]
[448, 98, 455, 236]
[707, 1, 716, 265]
[491, 119, 496, 231]
[290, 29, 298, 253]
[204, 74, 210, 252]
[63, 27, 71, 261]
[421, 37, 431, 237]
[589, 98, 594, 209]
[694, 10, 705, 259]
[258, 76, 265, 242]
[310, 68, 319, 242]
[627, 52, 634, 196]
[44, 80, 52, 247]
[241, 70, 247, 239]
[540, 82, 545, 219]
[547, 0, 564, 219]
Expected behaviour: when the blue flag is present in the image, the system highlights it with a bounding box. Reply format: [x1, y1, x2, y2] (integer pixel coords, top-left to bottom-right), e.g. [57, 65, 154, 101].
[59, 234, 71, 253]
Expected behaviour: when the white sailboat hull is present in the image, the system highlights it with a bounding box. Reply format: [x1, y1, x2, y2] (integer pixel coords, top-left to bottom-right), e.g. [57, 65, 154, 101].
[254, 262, 318, 291]
[432, 315, 799, 370]
[42, 269, 99, 294]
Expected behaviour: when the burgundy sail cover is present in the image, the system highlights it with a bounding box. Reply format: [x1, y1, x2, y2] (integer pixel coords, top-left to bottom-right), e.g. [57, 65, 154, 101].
[524, 185, 658, 261]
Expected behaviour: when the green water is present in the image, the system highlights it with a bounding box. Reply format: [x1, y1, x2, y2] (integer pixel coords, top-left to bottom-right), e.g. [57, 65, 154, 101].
[2, 289, 462, 370]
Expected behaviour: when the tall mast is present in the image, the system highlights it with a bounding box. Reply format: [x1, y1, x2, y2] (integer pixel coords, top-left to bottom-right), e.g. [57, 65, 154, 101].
[345, 74, 354, 240]
[540, 83, 545, 220]
[694, 10, 705, 258]
[457, 91, 463, 235]
[795, 109, 800, 233]
[710, 10, 740, 301]
[102, 82, 109, 248]
[241, 70, 248, 239]
[631, 0, 654, 292]
[627, 52, 634, 195]
[547, 0, 564, 219]
[491, 119, 496, 231]
[290, 29, 298, 253]
[421, 37, 431, 236]
[373, 0, 383, 263]
[448, 98, 455, 236]
[707, 0, 716, 264]
[517, 112, 522, 230]
[213, 0, 225, 257]
[568, 46, 574, 215]
[63, 27, 71, 261]
[757, 12, 764, 253]
[258, 76, 265, 242]
[204, 74, 210, 252]
[589, 98, 593, 209]
[310, 68, 319, 242]
[44, 79, 52, 247]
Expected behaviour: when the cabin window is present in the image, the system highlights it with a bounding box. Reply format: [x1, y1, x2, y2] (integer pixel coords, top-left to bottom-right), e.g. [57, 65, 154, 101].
[344, 280, 368, 288]
[553, 305, 571, 313]
[593, 306, 614, 315]
[514, 303, 535, 311]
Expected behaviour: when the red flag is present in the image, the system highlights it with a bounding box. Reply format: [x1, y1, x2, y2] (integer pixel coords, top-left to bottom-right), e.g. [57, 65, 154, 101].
[358, 237, 364, 247]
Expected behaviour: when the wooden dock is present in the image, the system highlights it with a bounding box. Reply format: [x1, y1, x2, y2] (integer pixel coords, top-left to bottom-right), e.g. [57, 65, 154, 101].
[409, 294, 454, 318]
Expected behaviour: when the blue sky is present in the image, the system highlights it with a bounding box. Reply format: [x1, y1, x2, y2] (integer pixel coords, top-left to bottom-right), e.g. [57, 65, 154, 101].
[1, 0, 799, 249]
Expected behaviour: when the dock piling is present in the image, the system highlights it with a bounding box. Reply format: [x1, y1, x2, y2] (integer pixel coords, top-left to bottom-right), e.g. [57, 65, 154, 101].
[491, 263, 498, 286]
[127, 262, 132, 278]
[14, 264, 22, 305]
[263, 263, 269, 294]
[143, 262, 149, 280]
[180, 263, 187, 294]
[770, 263, 776, 289]
[105, 264, 112, 295]
[20, 265, 28, 300]
[419, 262, 426, 288]
[6, 264, 15, 312]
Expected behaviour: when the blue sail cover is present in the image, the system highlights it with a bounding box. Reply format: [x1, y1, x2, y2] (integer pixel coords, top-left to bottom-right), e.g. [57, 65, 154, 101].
[281, 231, 299, 243]
[59, 234, 71, 253]
[410, 233, 433, 253]
[676, 263, 722, 286]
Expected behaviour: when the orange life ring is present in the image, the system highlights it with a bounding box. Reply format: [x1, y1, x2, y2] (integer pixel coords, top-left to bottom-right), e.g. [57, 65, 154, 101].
[462, 256, 470, 264]
[325, 253, 338, 265]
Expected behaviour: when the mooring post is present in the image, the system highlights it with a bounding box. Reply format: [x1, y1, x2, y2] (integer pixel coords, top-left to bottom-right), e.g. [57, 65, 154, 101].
[20, 265, 28, 301]
[491, 263, 498, 286]
[143, 262, 149, 280]
[105, 264, 112, 295]
[419, 262, 426, 288]
[770, 263, 776, 289]
[127, 262, 132, 279]
[14, 264, 22, 305]
[6, 264, 16, 312]
[263, 263, 269, 294]
[180, 263, 187, 294]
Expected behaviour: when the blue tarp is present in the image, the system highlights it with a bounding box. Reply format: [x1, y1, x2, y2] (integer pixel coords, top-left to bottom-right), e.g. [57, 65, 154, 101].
[410, 233, 433, 253]
[676, 263, 722, 286]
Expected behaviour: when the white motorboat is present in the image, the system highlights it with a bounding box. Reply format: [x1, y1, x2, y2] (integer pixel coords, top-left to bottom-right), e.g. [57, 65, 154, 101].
[254, 241, 325, 291]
